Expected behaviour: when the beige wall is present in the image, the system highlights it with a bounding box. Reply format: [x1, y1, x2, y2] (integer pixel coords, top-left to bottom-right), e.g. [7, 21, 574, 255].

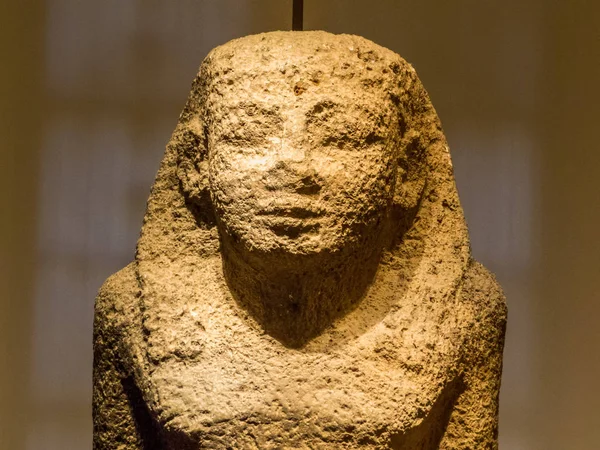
[0, 2, 44, 448]
[1, 1, 598, 448]
[535, 2, 600, 447]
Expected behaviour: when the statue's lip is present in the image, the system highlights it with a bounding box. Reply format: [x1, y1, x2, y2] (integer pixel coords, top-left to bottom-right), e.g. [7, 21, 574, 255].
[264, 217, 321, 237]
[257, 204, 325, 219]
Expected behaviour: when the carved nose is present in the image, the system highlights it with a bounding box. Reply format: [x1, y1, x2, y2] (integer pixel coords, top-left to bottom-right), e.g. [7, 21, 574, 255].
[268, 134, 321, 194]
[268, 161, 322, 196]
[295, 173, 322, 195]
[277, 142, 306, 163]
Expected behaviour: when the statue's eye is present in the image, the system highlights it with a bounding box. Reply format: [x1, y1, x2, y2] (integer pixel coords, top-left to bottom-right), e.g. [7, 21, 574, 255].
[306, 103, 386, 151]
[319, 123, 385, 150]
[321, 131, 351, 149]
[217, 116, 283, 148]
[219, 124, 264, 146]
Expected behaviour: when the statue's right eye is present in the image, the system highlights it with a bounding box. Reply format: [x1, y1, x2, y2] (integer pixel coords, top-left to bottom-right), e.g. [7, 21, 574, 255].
[216, 119, 283, 150]
[215, 103, 283, 148]
[218, 125, 262, 146]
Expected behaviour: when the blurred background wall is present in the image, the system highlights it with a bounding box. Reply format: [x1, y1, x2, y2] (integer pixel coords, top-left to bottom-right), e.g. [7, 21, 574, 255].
[1, 1, 598, 449]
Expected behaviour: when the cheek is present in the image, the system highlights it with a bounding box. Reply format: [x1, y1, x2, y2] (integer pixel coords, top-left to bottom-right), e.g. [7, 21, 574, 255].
[209, 150, 256, 208]
[316, 151, 396, 208]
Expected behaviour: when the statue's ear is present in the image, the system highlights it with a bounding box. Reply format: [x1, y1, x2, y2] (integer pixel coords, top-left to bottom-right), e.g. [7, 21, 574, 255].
[393, 127, 427, 211]
[176, 116, 210, 205]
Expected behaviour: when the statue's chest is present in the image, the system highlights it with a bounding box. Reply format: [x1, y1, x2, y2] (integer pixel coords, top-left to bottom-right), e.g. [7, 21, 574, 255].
[136, 266, 468, 448]
[146, 319, 462, 448]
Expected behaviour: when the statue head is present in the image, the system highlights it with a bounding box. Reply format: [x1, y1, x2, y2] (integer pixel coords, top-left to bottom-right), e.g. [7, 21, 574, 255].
[139, 32, 469, 349]
[179, 33, 427, 264]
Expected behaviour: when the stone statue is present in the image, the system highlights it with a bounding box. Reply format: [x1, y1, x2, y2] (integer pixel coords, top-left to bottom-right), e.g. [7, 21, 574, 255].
[93, 32, 507, 449]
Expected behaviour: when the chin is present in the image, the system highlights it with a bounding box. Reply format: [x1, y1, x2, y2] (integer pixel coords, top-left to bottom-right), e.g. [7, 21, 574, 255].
[244, 231, 366, 263]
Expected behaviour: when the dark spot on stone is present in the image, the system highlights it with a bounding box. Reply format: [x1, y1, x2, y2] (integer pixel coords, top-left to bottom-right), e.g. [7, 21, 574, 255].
[365, 132, 384, 145]
[294, 82, 308, 96]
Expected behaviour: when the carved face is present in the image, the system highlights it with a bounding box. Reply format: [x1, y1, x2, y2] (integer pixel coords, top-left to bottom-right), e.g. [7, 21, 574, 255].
[207, 67, 400, 256]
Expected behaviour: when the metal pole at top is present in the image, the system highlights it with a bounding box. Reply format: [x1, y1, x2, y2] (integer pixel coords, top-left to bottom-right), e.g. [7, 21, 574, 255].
[293, 0, 304, 31]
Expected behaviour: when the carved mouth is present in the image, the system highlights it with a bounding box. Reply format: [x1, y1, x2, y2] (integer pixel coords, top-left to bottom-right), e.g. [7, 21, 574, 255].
[256, 199, 325, 238]
[257, 198, 325, 219]
[265, 217, 321, 238]
[258, 205, 324, 219]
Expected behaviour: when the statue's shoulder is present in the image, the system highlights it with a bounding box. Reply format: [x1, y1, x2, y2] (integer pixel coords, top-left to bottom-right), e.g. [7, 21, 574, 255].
[462, 260, 507, 315]
[94, 262, 143, 377]
[95, 263, 139, 332]
[460, 259, 508, 362]
[94, 264, 149, 450]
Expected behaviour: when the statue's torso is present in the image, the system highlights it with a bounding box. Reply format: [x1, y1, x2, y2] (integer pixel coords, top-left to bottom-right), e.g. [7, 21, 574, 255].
[109, 257, 476, 449]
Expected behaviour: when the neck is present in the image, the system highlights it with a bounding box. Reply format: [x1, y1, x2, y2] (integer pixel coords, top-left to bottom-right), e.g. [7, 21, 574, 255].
[220, 234, 385, 348]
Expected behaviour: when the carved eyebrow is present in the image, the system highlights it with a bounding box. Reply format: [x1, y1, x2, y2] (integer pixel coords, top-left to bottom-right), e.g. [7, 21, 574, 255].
[306, 100, 341, 116]
[229, 102, 282, 118]
[306, 100, 381, 123]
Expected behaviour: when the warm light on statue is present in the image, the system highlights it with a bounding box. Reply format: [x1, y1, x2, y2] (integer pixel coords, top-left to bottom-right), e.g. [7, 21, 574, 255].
[93, 31, 506, 449]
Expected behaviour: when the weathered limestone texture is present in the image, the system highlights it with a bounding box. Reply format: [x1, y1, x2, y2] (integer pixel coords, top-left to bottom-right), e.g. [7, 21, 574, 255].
[93, 31, 507, 449]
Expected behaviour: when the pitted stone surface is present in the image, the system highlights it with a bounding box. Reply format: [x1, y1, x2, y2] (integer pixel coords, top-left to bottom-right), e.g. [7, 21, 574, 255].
[93, 31, 506, 449]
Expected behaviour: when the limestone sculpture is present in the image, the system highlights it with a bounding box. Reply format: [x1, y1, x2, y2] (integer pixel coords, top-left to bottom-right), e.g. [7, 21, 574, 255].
[93, 31, 507, 449]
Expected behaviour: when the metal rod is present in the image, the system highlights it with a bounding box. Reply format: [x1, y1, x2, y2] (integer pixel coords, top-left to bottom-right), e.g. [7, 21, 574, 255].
[292, 0, 304, 31]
